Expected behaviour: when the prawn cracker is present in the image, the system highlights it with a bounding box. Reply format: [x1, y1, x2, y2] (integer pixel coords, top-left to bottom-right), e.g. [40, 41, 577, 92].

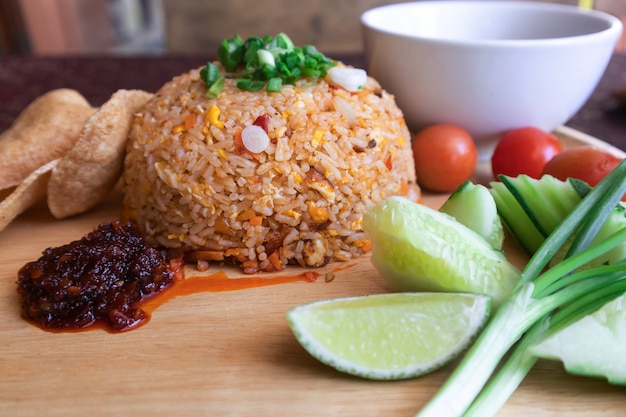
[47, 89, 153, 219]
[0, 159, 59, 233]
[0, 89, 95, 190]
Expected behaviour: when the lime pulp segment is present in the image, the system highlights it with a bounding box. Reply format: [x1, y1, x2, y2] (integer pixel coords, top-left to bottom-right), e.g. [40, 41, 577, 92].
[287, 292, 491, 380]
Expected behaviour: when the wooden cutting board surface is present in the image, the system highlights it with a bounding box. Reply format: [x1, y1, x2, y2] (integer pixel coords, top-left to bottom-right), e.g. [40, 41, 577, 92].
[1, 127, 624, 417]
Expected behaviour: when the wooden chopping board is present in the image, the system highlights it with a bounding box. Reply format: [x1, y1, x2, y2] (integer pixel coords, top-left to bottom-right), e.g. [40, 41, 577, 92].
[1, 127, 624, 417]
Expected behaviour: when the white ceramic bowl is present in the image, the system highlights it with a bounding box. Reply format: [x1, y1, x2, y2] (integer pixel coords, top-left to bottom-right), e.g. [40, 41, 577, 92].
[361, 1, 623, 158]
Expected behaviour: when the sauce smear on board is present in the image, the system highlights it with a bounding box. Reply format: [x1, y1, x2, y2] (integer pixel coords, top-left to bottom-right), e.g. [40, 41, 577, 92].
[140, 270, 320, 314]
[16, 220, 347, 333]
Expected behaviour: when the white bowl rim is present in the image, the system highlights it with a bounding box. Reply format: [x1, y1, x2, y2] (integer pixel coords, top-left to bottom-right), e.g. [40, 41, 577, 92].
[361, 0, 623, 48]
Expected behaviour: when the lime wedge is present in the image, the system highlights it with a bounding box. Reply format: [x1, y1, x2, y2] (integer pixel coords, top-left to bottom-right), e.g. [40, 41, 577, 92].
[531, 293, 626, 385]
[287, 292, 491, 380]
[363, 196, 519, 308]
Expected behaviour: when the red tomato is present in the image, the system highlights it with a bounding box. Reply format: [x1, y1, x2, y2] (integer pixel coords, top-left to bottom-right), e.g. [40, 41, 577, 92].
[491, 127, 563, 179]
[411, 124, 477, 192]
[541, 145, 623, 188]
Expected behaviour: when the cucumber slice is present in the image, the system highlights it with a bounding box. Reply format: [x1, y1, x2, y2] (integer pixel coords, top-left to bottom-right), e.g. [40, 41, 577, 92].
[490, 174, 626, 267]
[490, 180, 545, 255]
[531, 293, 626, 385]
[363, 196, 520, 308]
[439, 181, 504, 249]
[489, 175, 589, 254]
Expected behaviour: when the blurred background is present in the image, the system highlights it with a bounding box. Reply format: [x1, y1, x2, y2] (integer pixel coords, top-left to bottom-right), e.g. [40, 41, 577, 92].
[0, 0, 624, 56]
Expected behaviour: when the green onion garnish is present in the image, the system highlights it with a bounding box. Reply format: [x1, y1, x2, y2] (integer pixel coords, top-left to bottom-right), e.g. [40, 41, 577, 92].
[266, 77, 282, 92]
[200, 33, 337, 97]
[236, 78, 265, 91]
[217, 35, 244, 72]
[200, 62, 221, 87]
[206, 76, 224, 98]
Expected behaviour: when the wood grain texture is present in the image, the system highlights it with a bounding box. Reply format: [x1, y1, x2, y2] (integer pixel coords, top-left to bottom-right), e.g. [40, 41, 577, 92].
[0, 127, 624, 416]
[163, 0, 397, 55]
[162, 0, 582, 55]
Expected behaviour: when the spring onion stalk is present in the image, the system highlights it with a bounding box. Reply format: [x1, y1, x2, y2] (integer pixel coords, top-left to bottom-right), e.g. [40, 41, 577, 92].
[464, 272, 626, 417]
[533, 260, 626, 298]
[416, 158, 626, 417]
[417, 237, 626, 416]
[545, 266, 626, 332]
[462, 318, 546, 417]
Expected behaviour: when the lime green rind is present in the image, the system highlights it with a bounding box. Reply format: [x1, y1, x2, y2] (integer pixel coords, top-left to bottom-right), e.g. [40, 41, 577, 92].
[364, 196, 520, 308]
[287, 293, 491, 380]
[531, 293, 626, 385]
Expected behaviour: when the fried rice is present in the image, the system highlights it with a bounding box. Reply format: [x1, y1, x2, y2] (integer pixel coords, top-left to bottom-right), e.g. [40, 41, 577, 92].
[122, 64, 419, 273]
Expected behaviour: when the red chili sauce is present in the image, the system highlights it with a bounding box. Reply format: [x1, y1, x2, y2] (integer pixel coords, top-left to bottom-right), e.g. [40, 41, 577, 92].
[17, 221, 175, 332]
[17, 221, 348, 333]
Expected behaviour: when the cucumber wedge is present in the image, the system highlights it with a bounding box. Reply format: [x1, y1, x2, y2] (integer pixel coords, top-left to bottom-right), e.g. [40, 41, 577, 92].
[440, 181, 504, 250]
[489, 175, 591, 254]
[531, 293, 626, 385]
[490, 174, 626, 268]
[363, 196, 520, 308]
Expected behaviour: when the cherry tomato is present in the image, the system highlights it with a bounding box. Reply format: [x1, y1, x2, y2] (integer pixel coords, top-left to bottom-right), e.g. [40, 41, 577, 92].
[491, 127, 563, 179]
[411, 124, 477, 192]
[541, 145, 623, 188]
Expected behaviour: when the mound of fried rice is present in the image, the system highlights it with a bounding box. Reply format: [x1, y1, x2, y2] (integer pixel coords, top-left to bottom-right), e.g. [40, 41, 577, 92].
[122, 63, 419, 273]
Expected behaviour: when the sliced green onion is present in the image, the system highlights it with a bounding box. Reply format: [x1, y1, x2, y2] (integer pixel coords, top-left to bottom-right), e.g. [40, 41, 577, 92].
[202, 33, 338, 97]
[269, 32, 295, 52]
[304, 56, 318, 69]
[302, 67, 321, 78]
[243, 37, 264, 63]
[199, 62, 221, 87]
[206, 76, 224, 98]
[236, 78, 265, 91]
[266, 77, 282, 92]
[217, 35, 244, 72]
[257, 49, 275, 69]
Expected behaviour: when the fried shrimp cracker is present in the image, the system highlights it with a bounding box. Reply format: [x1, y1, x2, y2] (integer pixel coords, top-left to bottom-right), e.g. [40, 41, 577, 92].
[47, 89, 153, 219]
[0, 89, 95, 190]
[0, 159, 59, 233]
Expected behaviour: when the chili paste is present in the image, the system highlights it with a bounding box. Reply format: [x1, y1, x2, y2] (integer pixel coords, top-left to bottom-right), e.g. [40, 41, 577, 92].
[17, 220, 174, 332]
